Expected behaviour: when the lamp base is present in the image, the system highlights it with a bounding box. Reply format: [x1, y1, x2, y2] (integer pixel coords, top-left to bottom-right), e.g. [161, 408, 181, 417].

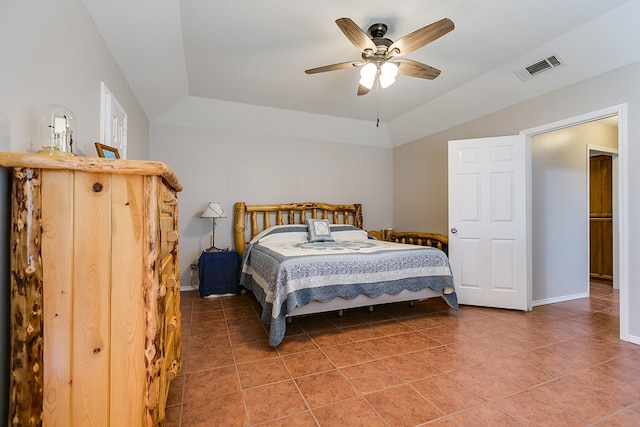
[205, 246, 223, 252]
[36, 149, 77, 156]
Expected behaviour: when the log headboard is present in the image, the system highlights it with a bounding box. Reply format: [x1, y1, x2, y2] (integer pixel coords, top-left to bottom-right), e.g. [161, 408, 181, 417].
[233, 201, 363, 255]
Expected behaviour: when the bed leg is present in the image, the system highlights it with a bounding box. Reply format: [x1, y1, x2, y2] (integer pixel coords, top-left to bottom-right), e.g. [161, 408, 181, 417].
[409, 301, 415, 308]
[286, 317, 292, 324]
[338, 309, 343, 317]
[368, 305, 373, 312]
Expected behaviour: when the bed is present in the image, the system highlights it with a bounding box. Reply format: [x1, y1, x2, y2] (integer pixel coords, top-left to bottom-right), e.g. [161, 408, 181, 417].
[234, 201, 457, 346]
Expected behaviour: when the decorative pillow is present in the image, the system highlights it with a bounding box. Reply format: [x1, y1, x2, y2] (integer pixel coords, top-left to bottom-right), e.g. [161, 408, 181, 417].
[307, 218, 334, 242]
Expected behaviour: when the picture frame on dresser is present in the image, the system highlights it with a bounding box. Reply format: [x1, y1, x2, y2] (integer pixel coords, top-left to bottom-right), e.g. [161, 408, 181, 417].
[94, 141, 120, 159]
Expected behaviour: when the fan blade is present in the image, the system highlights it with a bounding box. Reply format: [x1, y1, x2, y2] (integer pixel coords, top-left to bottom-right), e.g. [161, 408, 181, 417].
[336, 18, 377, 52]
[357, 84, 371, 96]
[396, 58, 441, 80]
[387, 18, 454, 57]
[305, 61, 358, 74]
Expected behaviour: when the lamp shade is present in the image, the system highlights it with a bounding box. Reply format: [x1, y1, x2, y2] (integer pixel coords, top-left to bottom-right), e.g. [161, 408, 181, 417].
[359, 62, 377, 89]
[201, 202, 226, 218]
[379, 62, 399, 88]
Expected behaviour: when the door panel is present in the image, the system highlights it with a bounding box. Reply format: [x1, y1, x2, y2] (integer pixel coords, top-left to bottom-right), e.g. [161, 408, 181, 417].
[448, 135, 530, 310]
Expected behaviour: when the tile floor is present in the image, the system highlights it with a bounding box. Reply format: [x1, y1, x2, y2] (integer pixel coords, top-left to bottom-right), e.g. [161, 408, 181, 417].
[165, 282, 640, 426]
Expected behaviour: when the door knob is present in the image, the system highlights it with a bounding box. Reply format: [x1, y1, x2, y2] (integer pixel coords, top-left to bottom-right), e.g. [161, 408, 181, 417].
[450, 228, 458, 234]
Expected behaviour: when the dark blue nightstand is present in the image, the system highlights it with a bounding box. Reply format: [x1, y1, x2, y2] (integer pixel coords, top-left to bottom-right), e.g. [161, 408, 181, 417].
[198, 250, 241, 298]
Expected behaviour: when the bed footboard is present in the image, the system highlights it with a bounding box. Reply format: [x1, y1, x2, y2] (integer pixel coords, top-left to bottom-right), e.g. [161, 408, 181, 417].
[385, 230, 449, 254]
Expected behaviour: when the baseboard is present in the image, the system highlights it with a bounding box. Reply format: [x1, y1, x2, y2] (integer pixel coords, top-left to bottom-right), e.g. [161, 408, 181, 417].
[532, 292, 589, 306]
[627, 334, 640, 346]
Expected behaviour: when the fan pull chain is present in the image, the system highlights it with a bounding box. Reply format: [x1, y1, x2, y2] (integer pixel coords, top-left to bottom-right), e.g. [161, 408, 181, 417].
[376, 80, 380, 128]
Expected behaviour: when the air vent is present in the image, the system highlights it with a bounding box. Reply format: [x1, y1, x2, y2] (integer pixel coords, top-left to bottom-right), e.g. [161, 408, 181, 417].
[514, 55, 564, 82]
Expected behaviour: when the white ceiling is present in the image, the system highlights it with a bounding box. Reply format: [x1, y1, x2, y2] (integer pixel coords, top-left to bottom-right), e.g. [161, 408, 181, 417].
[82, 0, 640, 143]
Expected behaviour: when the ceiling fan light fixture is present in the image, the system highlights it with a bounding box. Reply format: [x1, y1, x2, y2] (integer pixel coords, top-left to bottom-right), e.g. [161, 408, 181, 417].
[359, 62, 377, 89]
[379, 62, 398, 88]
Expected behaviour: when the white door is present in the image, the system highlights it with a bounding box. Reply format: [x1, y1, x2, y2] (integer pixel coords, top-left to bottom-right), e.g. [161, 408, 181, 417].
[448, 135, 531, 310]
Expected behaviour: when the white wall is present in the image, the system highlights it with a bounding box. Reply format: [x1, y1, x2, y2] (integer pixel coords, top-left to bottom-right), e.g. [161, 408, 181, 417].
[0, 0, 151, 420]
[0, 0, 149, 157]
[531, 121, 618, 303]
[393, 59, 640, 343]
[150, 123, 393, 288]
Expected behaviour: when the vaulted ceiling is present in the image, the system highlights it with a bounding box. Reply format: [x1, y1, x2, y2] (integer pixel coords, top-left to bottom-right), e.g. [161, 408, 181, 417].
[82, 0, 640, 144]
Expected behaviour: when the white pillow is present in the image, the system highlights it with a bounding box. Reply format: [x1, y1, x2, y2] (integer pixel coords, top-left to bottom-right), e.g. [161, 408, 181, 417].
[307, 218, 334, 242]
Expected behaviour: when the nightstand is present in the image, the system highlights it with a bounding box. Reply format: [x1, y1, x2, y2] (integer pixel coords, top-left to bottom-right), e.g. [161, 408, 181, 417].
[198, 250, 241, 298]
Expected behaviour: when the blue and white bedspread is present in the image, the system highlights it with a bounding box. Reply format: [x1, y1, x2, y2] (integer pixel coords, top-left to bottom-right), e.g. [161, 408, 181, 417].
[240, 225, 458, 346]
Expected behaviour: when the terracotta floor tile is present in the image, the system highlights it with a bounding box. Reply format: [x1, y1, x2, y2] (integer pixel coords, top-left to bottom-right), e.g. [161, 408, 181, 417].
[322, 342, 375, 367]
[275, 334, 317, 355]
[294, 315, 338, 333]
[243, 380, 308, 425]
[399, 315, 442, 330]
[420, 417, 458, 427]
[187, 345, 235, 372]
[595, 406, 640, 426]
[283, 349, 335, 377]
[494, 389, 584, 426]
[164, 405, 181, 427]
[183, 365, 241, 403]
[411, 373, 485, 414]
[448, 402, 524, 426]
[592, 355, 640, 388]
[563, 368, 640, 406]
[312, 397, 387, 427]
[166, 286, 636, 427]
[295, 369, 358, 407]
[447, 338, 507, 364]
[224, 305, 258, 320]
[513, 347, 583, 377]
[181, 391, 248, 427]
[366, 384, 443, 426]
[390, 331, 441, 352]
[416, 345, 477, 373]
[232, 341, 280, 364]
[419, 325, 473, 344]
[190, 319, 227, 336]
[166, 375, 184, 407]
[340, 360, 403, 394]
[531, 378, 624, 423]
[448, 364, 523, 400]
[192, 297, 223, 312]
[486, 356, 555, 389]
[228, 324, 269, 345]
[308, 328, 353, 347]
[191, 308, 226, 323]
[341, 324, 386, 341]
[358, 336, 409, 358]
[372, 319, 415, 336]
[279, 321, 305, 337]
[237, 357, 291, 389]
[254, 411, 318, 427]
[380, 353, 442, 382]
[188, 329, 230, 352]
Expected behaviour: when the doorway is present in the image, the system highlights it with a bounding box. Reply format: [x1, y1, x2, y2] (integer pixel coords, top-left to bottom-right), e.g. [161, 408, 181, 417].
[522, 104, 628, 342]
[589, 150, 618, 288]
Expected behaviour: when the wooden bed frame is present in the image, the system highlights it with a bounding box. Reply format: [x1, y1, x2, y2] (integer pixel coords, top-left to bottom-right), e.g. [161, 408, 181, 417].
[234, 201, 363, 255]
[233, 201, 452, 318]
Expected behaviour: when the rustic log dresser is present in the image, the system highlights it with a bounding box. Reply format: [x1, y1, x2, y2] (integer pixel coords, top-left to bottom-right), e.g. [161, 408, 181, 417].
[0, 152, 183, 426]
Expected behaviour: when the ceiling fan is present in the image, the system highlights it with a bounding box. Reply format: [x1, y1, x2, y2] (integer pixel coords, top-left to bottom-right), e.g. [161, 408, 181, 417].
[305, 17, 454, 95]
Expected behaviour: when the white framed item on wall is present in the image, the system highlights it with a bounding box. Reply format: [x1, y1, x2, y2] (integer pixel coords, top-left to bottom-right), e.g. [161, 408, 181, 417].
[100, 82, 128, 158]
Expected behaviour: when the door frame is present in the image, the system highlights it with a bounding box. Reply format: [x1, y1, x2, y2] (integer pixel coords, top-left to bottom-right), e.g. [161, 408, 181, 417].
[587, 147, 618, 289]
[520, 103, 629, 342]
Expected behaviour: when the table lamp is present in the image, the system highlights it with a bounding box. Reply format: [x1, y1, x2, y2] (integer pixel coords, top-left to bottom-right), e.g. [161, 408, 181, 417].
[201, 202, 226, 251]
